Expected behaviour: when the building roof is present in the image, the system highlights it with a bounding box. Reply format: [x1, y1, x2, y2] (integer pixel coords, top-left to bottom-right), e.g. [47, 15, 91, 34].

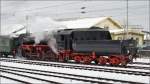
[109, 29, 144, 35]
[60, 17, 108, 29]
[1, 17, 123, 35]
[1, 24, 25, 35]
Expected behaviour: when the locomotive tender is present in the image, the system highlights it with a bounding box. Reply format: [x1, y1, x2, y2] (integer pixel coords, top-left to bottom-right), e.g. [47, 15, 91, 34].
[0, 27, 137, 66]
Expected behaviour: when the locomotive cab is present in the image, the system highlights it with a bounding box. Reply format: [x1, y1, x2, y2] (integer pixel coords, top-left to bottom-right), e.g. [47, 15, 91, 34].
[56, 29, 73, 51]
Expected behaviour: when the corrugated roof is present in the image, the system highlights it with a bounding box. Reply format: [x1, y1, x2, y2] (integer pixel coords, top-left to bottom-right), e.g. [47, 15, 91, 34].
[60, 17, 108, 29]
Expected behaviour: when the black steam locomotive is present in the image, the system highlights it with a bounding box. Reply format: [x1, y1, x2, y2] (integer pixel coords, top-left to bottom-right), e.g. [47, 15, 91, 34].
[1, 27, 138, 66]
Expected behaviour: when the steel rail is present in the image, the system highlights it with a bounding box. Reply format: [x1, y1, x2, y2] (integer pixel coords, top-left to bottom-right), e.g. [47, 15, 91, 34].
[0, 65, 145, 84]
[1, 58, 150, 76]
[0, 69, 62, 84]
[0, 75, 32, 84]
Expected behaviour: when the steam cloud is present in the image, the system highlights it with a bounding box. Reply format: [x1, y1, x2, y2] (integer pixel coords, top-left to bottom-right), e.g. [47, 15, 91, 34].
[28, 17, 66, 54]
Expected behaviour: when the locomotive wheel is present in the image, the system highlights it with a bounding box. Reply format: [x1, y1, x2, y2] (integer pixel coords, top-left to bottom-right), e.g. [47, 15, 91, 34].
[28, 55, 33, 60]
[121, 61, 127, 66]
[42, 52, 49, 61]
[36, 54, 42, 60]
[74, 56, 81, 63]
[42, 50, 57, 61]
[98, 57, 107, 65]
[83, 56, 92, 64]
[63, 58, 68, 63]
[94, 60, 98, 64]
[109, 57, 121, 66]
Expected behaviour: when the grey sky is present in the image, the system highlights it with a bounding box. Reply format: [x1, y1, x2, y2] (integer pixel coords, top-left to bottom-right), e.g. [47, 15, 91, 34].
[1, 1, 149, 31]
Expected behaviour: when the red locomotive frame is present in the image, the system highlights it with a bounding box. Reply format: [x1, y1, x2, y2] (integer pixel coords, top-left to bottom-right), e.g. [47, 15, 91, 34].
[12, 28, 137, 66]
[14, 44, 132, 66]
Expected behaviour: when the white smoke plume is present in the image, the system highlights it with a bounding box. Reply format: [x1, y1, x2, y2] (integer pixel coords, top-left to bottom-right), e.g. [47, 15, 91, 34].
[47, 32, 58, 55]
[28, 16, 66, 54]
[28, 16, 66, 33]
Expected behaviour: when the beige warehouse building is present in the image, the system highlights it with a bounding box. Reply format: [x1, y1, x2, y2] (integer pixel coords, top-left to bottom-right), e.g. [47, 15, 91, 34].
[60, 16, 144, 46]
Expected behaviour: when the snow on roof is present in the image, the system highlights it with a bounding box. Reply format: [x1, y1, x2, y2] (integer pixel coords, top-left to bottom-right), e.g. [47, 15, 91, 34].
[60, 17, 108, 29]
[14, 28, 27, 35]
[109, 29, 124, 33]
[1, 24, 25, 35]
[109, 29, 144, 35]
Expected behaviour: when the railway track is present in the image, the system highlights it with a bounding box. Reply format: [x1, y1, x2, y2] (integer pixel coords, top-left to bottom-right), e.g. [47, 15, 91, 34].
[1, 58, 150, 77]
[1, 65, 145, 84]
[125, 65, 150, 70]
[66, 61, 150, 70]
[0, 69, 100, 84]
[87, 63, 150, 70]
[131, 62, 150, 65]
[0, 69, 61, 84]
[0, 75, 31, 84]
[1, 57, 149, 70]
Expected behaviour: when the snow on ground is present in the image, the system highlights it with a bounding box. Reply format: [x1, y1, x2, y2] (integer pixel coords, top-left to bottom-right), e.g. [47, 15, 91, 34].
[1, 71, 88, 84]
[1, 61, 149, 84]
[2, 58, 149, 72]
[1, 72, 47, 84]
[0, 77, 21, 84]
[128, 63, 150, 67]
[133, 58, 150, 63]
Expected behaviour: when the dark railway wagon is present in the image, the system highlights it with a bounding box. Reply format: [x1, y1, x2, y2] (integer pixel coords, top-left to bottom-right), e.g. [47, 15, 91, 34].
[0, 35, 18, 57]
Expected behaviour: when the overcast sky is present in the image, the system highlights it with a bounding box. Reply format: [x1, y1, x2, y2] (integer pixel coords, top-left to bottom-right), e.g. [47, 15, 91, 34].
[1, 0, 149, 32]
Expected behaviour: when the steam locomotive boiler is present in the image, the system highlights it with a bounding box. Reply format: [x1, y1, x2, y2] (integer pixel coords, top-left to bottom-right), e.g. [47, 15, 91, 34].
[13, 27, 137, 66]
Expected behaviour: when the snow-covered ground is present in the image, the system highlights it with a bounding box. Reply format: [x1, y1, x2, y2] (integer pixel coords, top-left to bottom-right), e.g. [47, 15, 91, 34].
[128, 63, 149, 67]
[1, 57, 149, 72]
[1, 71, 88, 84]
[0, 77, 21, 84]
[133, 58, 150, 63]
[1, 72, 49, 84]
[0, 58, 149, 84]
